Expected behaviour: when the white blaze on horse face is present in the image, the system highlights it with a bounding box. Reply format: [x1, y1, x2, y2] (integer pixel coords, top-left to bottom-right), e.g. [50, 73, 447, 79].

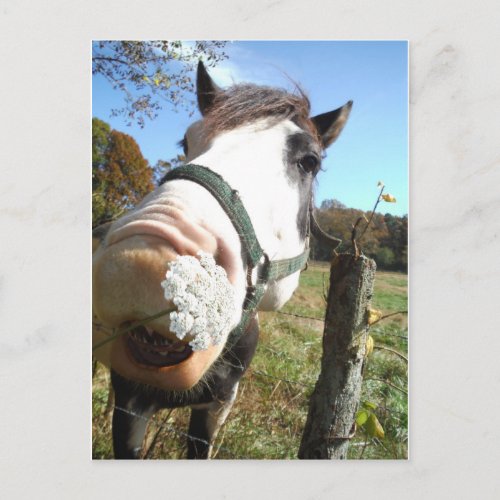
[188, 118, 308, 310]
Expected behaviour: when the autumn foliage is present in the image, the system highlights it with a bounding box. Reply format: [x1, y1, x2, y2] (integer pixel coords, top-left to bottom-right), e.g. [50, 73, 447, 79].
[92, 118, 154, 227]
[311, 200, 408, 271]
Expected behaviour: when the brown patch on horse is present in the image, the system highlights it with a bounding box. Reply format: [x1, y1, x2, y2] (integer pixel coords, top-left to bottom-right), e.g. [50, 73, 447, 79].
[203, 84, 321, 145]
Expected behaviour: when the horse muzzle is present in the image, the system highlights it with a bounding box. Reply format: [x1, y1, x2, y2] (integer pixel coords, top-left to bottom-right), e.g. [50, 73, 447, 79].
[92, 223, 241, 391]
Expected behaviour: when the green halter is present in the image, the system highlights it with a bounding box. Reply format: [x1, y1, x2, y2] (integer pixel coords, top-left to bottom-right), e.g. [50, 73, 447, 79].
[161, 164, 311, 347]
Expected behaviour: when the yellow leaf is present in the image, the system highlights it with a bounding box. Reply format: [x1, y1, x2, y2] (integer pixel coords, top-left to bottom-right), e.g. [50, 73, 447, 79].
[367, 308, 383, 325]
[142, 75, 150, 83]
[381, 193, 397, 203]
[154, 78, 160, 86]
[365, 335, 374, 357]
[365, 413, 385, 439]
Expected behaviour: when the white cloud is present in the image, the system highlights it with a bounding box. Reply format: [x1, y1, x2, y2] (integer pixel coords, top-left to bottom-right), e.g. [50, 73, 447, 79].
[205, 60, 246, 87]
[173, 41, 300, 90]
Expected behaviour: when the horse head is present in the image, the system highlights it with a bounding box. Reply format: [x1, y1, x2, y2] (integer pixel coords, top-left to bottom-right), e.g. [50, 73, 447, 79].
[92, 61, 352, 394]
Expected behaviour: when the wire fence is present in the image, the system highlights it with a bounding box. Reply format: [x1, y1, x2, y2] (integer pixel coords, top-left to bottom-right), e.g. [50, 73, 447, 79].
[93, 307, 408, 460]
[113, 405, 247, 459]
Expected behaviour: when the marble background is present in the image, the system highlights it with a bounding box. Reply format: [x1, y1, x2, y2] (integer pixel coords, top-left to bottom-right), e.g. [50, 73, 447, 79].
[1, 0, 499, 498]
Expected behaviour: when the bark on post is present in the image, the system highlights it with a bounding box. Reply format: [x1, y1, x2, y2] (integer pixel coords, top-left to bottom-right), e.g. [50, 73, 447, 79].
[298, 253, 376, 459]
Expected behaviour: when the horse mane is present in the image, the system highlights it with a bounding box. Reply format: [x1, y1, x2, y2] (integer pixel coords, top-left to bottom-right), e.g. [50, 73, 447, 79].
[204, 83, 320, 143]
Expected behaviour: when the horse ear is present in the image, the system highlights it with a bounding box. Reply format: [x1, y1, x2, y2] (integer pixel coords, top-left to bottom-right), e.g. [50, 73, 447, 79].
[312, 100, 353, 148]
[197, 61, 221, 116]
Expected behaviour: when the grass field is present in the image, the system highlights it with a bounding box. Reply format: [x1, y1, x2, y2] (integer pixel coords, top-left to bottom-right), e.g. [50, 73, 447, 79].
[92, 262, 408, 459]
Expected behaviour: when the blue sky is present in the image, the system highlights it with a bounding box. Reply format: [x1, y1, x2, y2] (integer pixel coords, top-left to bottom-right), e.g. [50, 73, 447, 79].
[93, 41, 408, 216]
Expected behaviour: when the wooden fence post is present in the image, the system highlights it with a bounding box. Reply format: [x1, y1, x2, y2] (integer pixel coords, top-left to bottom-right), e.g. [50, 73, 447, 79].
[298, 253, 376, 459]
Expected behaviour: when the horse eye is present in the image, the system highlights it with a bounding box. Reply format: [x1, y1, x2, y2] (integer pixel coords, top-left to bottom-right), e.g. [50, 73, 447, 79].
[298, 154, 319, 174]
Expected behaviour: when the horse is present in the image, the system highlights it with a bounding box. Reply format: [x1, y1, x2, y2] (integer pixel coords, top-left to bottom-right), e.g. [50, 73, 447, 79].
[92, 61, 352, 459]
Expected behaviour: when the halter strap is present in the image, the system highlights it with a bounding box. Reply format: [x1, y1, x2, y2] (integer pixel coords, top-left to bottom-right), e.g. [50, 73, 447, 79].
[160, 164, 310, 346]
[161, 163, 264, 268]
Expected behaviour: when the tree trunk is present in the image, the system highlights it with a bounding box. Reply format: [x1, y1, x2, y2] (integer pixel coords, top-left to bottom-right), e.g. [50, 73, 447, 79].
[298, 253, 376, 459]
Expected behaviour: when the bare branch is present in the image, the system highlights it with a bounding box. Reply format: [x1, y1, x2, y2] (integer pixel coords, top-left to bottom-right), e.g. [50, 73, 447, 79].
[358, 185, 385, 243]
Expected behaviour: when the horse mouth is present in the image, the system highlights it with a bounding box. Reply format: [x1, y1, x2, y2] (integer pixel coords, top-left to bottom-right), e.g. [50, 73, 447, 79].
[125, 325, 193, 367]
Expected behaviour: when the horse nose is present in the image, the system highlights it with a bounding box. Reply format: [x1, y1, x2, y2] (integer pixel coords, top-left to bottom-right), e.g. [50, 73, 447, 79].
[92, 235, 179, 330]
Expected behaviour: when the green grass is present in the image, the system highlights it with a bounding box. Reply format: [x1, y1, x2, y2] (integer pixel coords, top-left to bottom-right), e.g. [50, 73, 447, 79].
[92, 262, 408, 459]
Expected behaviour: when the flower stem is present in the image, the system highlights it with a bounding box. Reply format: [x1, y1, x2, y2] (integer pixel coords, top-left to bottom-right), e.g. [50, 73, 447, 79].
[358, 185, 385, 243]
[92, 307, 175, 352]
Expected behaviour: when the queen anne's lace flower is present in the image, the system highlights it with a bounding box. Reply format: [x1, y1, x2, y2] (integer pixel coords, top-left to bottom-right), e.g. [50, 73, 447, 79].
[161, 251, 235, 351]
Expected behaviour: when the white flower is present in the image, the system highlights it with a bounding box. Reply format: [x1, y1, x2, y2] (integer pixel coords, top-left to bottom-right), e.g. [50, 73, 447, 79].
[169, 311, 194, 339]
[160, 251, 235, 351]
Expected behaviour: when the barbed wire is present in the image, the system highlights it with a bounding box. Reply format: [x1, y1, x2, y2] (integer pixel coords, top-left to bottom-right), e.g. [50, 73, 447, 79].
[97, 362, 406, 459]
[274, 310, 324, 321]
[108, 375, 405, 459]
[114, 405, 247, 459]
[365, 378, 408, 396]
[371, 331, 408, 341]
[94, 303, 408, 459]
[257, 334, 406, 370]
[373, 345, 408, 362]
[275, 310, 408, 342]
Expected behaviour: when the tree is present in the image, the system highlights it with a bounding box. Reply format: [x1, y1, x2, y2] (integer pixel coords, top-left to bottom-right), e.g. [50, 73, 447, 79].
[153, 154, 186, 184]
[375, 247, 396, 268]
[92, 117, 110, 179]
[92, 41, 228, 127]
[310, 200, 407, 271]
[320, 198, 346, 210]
[383, 213, 408, 270]
[92, 118, 154, 227]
